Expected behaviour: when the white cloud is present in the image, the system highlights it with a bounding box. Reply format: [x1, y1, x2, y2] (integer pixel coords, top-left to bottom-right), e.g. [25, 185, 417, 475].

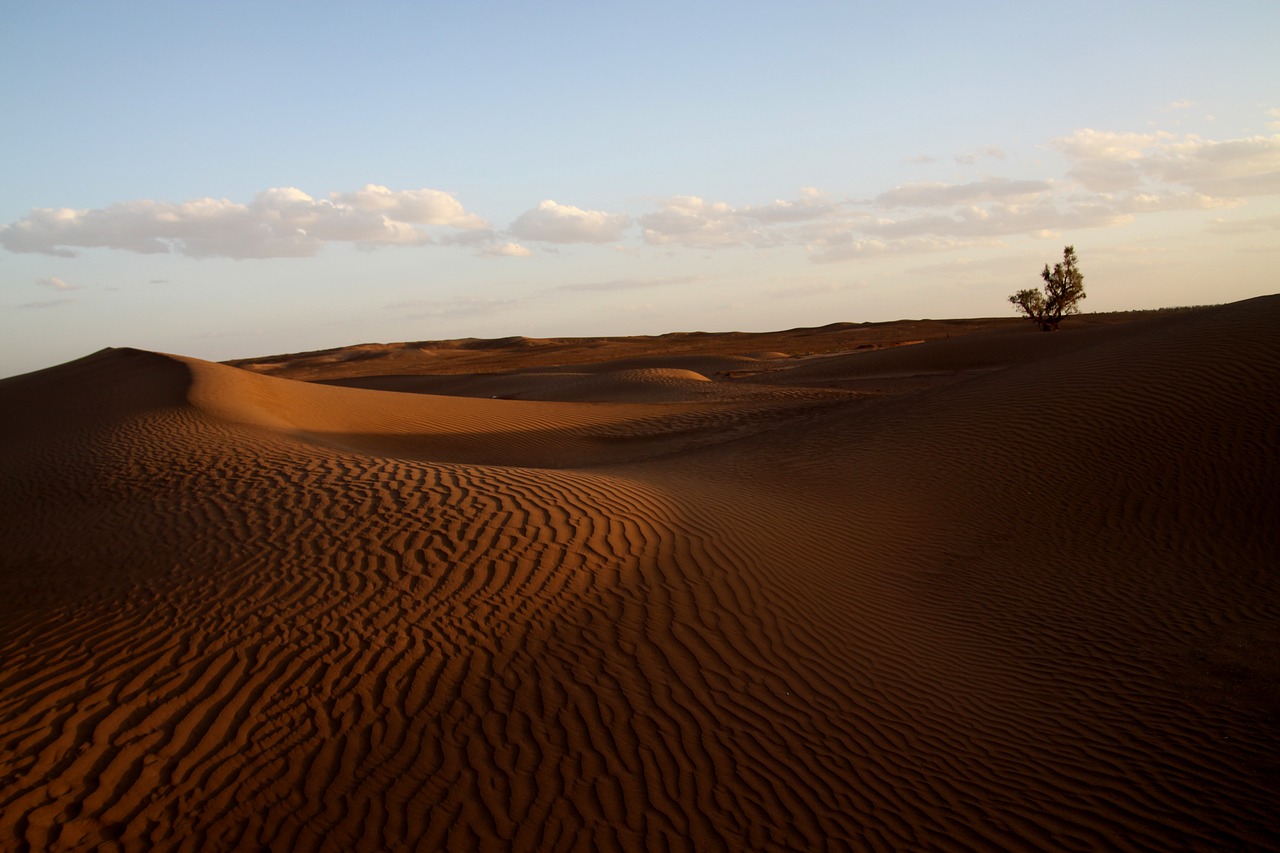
[638, 175, 1173, 261]
[636, 191, 834, 248]
[5, 117, 1278, 277]
[741, 188, 839, 223]
[330, 184, 489, 228]
[516, 119, 1280, 264]
[593, 119, 1280, 261]
[480, 241, 533, 257]
[1054, 127, 1280, 198]
[0, 185, 489, 259]
[1053, 129, 1170, 162]
[1052, 129, 1173, 192]
[639, 195, 754, 247]
[1145, 135, 1280, 197]
[509, 200, 629, 243]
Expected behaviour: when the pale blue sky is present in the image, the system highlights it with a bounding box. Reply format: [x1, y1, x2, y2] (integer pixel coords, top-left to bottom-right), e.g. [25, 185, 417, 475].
[3, 1, 1278, 376]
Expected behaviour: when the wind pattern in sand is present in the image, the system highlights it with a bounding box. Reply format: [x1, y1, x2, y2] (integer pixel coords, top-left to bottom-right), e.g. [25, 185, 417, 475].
[2, 300, 1278, 851]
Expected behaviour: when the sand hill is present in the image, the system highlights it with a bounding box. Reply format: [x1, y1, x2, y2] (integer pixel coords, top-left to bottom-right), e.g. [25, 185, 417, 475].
[1, 299, 1277, 850]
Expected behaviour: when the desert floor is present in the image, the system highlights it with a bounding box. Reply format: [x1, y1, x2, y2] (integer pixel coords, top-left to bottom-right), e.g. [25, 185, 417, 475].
[2, 299, 1277, 851]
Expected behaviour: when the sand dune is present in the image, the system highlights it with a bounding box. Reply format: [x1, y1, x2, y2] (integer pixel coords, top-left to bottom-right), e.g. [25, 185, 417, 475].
[1, 300, 1277, 850]
[319, 366, 722, 404]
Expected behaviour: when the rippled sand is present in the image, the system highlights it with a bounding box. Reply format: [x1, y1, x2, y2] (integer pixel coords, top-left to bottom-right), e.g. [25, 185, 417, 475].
[2, 299, 1277, 850]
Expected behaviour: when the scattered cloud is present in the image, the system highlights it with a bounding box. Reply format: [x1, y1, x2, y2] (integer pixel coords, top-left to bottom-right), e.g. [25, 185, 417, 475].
[862, 199, 1130, 240]
[329, 184, 488, 229]
[385, 295, 520, 319]
[903, 254, 1029, 277]
[876, 178, 1050, 208]
[806, 234, 998, 265]
[760, 280, 859, 299]
[1054, 129, 1171, 162]
[954, 145, 1006, 165]
[905, 155, 937, 165]
[37, 276, 81, 291]
[509, 200, 629, 243]
[1169, 99, 1195, 110]
[1054, 128, 1280, 198]
[1117, 191, 1239, 213]
[1145, 135, 1280, 197]
[639, 195, 757, 248]
[17, 299, 73, 309]
[554, 275, 698, 293]
[480, 242, 533, 257]
[1052, 129, 1173, 191]
[1062, 159, 1146, 193]
[639, 190, 836, 248]
[1206, 212, 1280, 234]
[4, 118, 1278, 274]
[638, 120, 1280, 262]
[741, 188, 839, 223]
[0, 185, 490, 259]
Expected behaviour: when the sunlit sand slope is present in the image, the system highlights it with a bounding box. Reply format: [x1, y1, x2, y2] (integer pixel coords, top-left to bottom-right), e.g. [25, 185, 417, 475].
[0, 299, 1276, 851]
[320, 366, 721, 404]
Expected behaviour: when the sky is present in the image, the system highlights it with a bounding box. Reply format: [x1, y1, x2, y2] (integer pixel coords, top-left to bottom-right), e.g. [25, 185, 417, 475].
[2, 1, 1278, 377]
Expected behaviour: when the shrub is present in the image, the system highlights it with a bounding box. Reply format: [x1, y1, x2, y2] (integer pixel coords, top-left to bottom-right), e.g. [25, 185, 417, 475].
[1010, 245, 1086, 331]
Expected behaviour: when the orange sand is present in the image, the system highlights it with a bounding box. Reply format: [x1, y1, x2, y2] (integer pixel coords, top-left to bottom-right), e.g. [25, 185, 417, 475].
[1, 300, 1277, 850]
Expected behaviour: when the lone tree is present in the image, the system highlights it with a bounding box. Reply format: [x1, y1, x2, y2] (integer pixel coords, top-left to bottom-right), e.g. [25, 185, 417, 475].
[1010, 245, 1086, 331]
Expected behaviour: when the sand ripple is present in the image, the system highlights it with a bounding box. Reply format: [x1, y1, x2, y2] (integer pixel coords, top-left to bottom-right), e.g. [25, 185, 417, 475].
[2, 299, 1278, 850]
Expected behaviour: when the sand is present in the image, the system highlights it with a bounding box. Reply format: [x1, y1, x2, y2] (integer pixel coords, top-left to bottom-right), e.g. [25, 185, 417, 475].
[1, 300, 1277, 851]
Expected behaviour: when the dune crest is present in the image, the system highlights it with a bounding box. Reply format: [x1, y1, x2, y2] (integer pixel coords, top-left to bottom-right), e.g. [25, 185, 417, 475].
[2, 300, 1277, 850]
[180, 355, 740, 466]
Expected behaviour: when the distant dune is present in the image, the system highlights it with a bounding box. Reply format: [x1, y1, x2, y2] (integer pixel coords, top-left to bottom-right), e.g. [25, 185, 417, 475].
[2, 301, 1277, 850]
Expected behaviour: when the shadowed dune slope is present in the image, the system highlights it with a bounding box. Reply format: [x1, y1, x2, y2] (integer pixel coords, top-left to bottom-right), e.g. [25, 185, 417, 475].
[1, 298, 1277, 851]
[626, 295, 1280, 847]
[747, 313, 1164, 387]
[225, 319, 1023, 382]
